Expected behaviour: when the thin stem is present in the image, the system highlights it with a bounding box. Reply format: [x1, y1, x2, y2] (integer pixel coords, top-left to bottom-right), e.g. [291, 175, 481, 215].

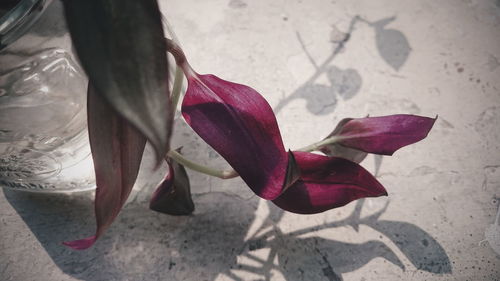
[166, 38, 197, 78]
[170, 66, 184, 112]
[166, 135, 342, 179]
[297, 135, 342, 152]
[167, 150, 238, 179]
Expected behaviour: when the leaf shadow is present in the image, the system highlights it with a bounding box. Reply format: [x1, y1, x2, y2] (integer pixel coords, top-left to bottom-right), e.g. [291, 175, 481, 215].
[242, 199, 451, 280]
[371, 16, 412, 71]
[338, 200, 451, 274]
[368, 219, 452, 274]
[273, 17, 362, 115]
[285, 66, 362, 116]
[274, 15, 412, 116]
[270, 234, 405, 281]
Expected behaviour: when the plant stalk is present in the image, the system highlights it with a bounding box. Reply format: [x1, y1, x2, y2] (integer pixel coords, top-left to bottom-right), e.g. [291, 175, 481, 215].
[166, 136, 342, 179]
[297, 136, 342, 152]
[170, 66, 184, 111]
[167, 150, 238, 179]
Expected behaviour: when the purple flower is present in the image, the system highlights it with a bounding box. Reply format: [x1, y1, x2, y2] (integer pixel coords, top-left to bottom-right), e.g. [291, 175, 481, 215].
[170, 38, 435, 215]
[181, 73, 297, 200]
[179, 71, 391, 213]
[65, 40, 436, 250]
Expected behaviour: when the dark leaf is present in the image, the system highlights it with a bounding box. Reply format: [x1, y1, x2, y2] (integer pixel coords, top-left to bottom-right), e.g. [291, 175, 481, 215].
[272, 151, 387, 214]
[149, 156, 195, 216]
[181, 73, 295, 200]
[63, 83, 146, 250]
[62, 0, 172, 160]
[334, 115, 437, 155]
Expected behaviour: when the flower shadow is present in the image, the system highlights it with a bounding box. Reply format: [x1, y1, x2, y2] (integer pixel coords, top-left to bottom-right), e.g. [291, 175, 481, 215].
[239, 199, 451, 280]
[3, 190, 451, 280]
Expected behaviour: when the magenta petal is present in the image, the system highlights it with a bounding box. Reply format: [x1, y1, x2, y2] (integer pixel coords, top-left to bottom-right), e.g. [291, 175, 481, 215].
[335, 115, 436, 155]
[64, 83, 146, 250]
[181, 74, 291, 200]
[272, 151, 387, 214]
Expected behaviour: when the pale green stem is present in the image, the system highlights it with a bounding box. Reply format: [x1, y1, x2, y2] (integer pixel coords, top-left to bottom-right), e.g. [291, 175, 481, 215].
[170, 66, 184, 112]
[167, 136, 342, 179]
[167, 150, 238, 179]
[297, 135, 342, 152]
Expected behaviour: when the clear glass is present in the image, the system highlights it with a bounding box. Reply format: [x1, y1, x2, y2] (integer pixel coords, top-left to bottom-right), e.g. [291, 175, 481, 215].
[0, 0, 94, 192]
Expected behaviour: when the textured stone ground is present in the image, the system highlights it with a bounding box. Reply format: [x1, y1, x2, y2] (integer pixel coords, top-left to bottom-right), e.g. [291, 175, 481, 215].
[1, 0, 500, 280]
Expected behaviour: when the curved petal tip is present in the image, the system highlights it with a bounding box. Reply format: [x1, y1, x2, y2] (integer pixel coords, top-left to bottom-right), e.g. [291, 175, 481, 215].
[63, 235, 97, 250]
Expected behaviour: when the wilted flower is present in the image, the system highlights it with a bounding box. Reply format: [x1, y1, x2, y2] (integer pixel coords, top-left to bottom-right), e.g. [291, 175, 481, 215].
[64, 38, 435, 250]
[168, 38, 435, 213]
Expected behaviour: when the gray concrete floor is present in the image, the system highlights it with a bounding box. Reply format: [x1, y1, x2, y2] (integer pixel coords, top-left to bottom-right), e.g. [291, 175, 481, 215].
[1, 0, 500, 280]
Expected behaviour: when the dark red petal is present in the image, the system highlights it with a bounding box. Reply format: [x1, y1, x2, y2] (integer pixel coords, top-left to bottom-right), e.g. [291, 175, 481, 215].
[272, 151, 387, 214]
[181, 74, 292, 200]
[149, 158, 195, 216]
[64, 83, 146, 250]
[336, 115, 436, 155]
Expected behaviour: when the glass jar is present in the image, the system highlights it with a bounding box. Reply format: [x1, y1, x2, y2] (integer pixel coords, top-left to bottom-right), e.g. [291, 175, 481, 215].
[0, 0, 94, 192]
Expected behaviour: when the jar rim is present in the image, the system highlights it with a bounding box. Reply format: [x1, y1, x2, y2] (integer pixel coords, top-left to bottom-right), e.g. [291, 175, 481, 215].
[0, 0, 51, 50]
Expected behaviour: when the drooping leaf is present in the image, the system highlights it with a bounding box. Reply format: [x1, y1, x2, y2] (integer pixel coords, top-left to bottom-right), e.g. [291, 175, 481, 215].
[150, 156, 195, 216]
[62, 0, 172, 160]
[333, 115, 436, 155]
[63, 83, 146, 250]
[181, 73, 297, 200]
[272, 151, 387, 214]
[320, 118, 368, 163]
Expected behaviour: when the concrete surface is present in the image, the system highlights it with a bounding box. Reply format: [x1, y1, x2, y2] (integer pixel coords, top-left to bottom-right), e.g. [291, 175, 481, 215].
[1, 0, 500, 280]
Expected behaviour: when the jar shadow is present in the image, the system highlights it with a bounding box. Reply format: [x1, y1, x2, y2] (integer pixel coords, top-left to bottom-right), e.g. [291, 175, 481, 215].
[3, 182, 260, 280]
